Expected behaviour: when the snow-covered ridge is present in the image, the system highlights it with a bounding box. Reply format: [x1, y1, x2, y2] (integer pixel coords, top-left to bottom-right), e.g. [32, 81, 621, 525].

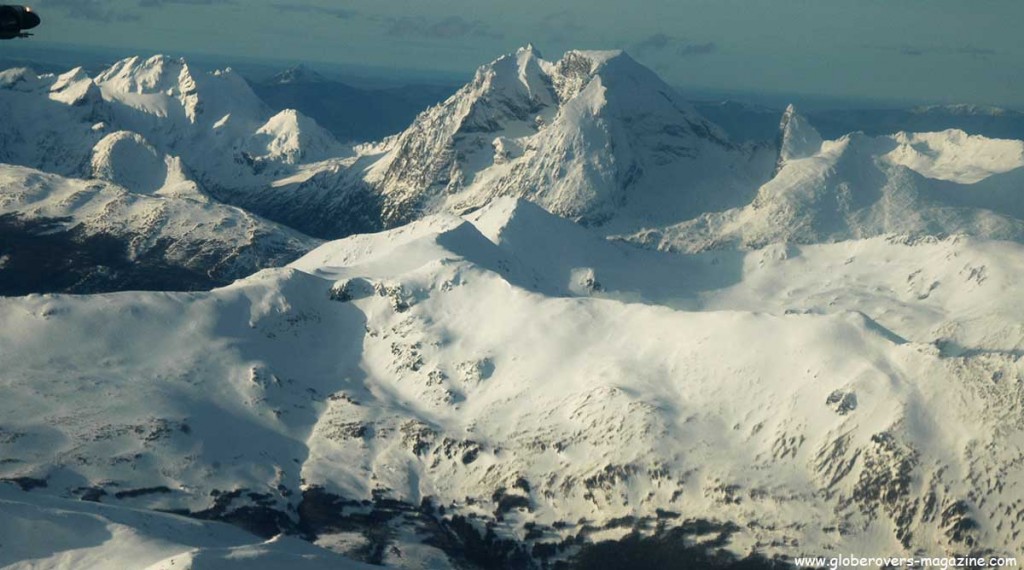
[777, 103, 824, 168]
[3, 198, 1024, 567]
[882, 129, 1024, 184]
[628, 107, 1024, 252]
[910, 103, 1014, 117]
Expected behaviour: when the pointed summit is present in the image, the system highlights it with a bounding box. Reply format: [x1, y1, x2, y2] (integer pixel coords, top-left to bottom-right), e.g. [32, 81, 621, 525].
[776, 104, 823, 171]
[247, 109, 342, 165]
[517, 43, 543, 60]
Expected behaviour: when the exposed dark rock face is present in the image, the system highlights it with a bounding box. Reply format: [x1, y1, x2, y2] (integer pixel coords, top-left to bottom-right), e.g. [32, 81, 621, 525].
[0, 213, 309, 295]
[1, 477, 48, 491]
[103, 483, 792, 569]
[0, 214, 214, 295]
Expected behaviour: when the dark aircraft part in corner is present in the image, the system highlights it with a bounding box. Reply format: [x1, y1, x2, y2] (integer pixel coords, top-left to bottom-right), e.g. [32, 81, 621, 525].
[0, 5, 40, 39]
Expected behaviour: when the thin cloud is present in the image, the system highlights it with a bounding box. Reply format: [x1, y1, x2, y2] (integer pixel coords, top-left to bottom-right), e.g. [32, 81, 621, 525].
[384, 15, 502, 40]
[873, 43, 998, 60]
[957, 45, 996, 58]
[138, 0, 237, 6]
[270, 2, 355, 20]
[632, 33, 717, 57]
[536, 10, 585, 45]
[677, 42, 716, 56]
[634, 33, 673, 53]
[37, 0, 141, 22]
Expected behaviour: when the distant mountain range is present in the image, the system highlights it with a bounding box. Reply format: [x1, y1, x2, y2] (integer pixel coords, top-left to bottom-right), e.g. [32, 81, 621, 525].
[252, 64, 456, 144]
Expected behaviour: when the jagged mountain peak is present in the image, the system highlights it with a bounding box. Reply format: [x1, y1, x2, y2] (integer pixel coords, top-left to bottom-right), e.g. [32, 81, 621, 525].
[49, 66, 101, 106]
[95, 55, 195, 94]
[360, 46, 764, 232]
[453, 46, 713, 131]
[248, 108, 344, 165]
[93, 55, 267, 126]
[517, 42, 542, 57]
[777, 104, 823, 168]
[468, 46, 699, 115]
[454, 44, 557, 130]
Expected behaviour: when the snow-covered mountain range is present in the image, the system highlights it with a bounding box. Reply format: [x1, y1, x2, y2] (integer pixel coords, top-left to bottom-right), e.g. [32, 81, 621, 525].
[0, 56, 341, 293]
[3, 45, 1024, 568]
[210, 45, 778, 239]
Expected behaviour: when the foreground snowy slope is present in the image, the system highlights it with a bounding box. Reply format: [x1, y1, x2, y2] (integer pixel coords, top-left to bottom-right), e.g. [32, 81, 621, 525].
[630, 107, 1024, 252]
[0, 486, 371, 569]
[2, 199, 1023, 567]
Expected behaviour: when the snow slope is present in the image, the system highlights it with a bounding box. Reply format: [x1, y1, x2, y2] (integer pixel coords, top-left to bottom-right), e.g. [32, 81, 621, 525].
[0, 485, 371, 569]
[3, 199, 1023, 567]
[630, 108, 1024, 252]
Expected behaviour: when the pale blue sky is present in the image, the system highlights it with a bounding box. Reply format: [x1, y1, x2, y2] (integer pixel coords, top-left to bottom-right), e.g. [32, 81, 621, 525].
[28, 0, 1024, 107]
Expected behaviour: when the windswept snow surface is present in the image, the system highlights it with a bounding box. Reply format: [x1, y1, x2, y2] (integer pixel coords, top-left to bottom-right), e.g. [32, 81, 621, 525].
[3, 199, 1024, 567]
[0, 486, 371, 569]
